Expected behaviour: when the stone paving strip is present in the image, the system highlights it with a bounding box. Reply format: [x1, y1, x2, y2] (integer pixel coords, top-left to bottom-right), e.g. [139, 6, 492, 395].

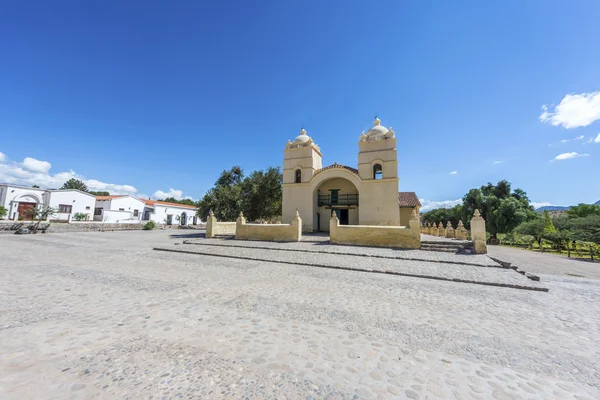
[183, 237, 501, 267]
[154, 244, 549, 292]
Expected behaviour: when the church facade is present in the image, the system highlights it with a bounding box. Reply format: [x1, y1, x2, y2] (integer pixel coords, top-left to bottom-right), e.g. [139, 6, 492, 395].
[282, 118, 420, 232]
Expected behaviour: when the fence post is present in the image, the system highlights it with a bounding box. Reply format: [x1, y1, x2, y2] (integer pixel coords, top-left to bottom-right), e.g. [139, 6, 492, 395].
[329, 211, 339, 243]
[409, 210, 421, 243]
[455, 220, 467, 240]
[206, 210, 217, 238]
[445, 221, 454, 238]
[470, 210, 487, 254]
[291, 210, 302, 242]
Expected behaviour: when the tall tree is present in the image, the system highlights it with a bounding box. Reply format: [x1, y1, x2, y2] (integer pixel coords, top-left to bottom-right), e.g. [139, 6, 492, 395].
[462, 180, 534, 240]
[60, 178, 88, 192]
[567, 203, 600, 218]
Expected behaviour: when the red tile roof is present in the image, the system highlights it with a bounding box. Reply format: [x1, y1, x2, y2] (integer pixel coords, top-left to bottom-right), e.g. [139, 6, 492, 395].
[96, 195, 126, 200]
[141, 199, 197, 210]
[313, 163, 359, 177]
[398, 192, 421, 207]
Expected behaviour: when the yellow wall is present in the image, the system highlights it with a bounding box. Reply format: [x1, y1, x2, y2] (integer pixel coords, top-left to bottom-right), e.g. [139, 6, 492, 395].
[399, 206, 419, 226]
[330, 215, 420, 249]
[236, 215, 301, 242]
[206, 216, 236, 237]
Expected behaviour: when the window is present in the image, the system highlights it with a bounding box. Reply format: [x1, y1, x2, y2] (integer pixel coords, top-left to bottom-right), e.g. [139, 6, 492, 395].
[119, 208, 125, 211]
[58, 204, 72, 213]
[373, 164, 383, 180]
[85, 206, 90, 210]
[133, 209, 139, 217]
[94, 208, 102, 216]
[330, 189, 339, 205]
[295, 169, 302, 183]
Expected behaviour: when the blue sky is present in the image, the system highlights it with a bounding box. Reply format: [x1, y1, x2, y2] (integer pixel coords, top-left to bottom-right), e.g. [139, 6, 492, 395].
[1, 1, 599, 209]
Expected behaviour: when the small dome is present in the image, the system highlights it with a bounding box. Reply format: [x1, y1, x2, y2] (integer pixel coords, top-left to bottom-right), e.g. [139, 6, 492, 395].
[366, 117, 389, 137]
[291, 128, 312, 146]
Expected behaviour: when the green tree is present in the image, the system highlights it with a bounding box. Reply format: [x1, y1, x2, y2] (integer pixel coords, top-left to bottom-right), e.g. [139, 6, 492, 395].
[32, 185, 40, 188]
[89, 191, 110, 196]
[60, 178, 88, 192]
[462, 180, 534, 239]
[198, 167, 245, 221]
[567, 203, 600, 218]
[422, 205, 463, 228]
[542, 210, 556, 234]
[159, 197, 196, 206]
[515, 219, 546, 251]
[23, 207, 57, 233]
[197, 165, 283, 222]
[240, 166, 282, 221]
[0, 206, 7, 219]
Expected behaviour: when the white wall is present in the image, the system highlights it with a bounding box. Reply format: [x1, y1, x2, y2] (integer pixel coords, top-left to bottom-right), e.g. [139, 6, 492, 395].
[0, 185, 46, 220]
[94, 196, 145, 222]
[101, 209, 140, 223]
[149, 204, 197, 225]
[46, 190, 96, 221]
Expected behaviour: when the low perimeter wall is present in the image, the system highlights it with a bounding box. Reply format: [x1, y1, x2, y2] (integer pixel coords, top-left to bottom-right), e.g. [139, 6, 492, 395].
[205, 212, 236, 237]
[235, 212, 302, 242]
[329, 212, 421, 249]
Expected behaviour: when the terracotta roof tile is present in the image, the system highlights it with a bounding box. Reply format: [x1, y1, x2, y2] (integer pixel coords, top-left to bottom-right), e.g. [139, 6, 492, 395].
[141, 199, 197, 210]
[313, 163, 359, 177]
[398, 192, 421, 207]
[95, 195, 126, 200]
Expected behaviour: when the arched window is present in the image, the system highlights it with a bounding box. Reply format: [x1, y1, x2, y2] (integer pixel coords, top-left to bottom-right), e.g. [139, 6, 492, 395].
[373, 164, 382, 180]
[295, 169, 302, 183]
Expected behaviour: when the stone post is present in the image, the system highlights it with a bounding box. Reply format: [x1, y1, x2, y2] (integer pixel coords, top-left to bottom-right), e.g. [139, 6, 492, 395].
[409, 210, 421, 243]
[236, 211, 246, 226]
[438, 222, 446, 237]
[431, 222, 438, 236]
[470, 210, 487, 254]
[455, 220, 467, 240]
[425, 223, 430, 234]
[329, 211, 339, 243]
[445, 221, 454, 238]
[206, 210, 217, 238]
[291, 210, 302, 242]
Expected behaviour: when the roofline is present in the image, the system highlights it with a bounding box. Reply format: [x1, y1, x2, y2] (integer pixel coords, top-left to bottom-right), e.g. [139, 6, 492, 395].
[0, 183, 47, 191]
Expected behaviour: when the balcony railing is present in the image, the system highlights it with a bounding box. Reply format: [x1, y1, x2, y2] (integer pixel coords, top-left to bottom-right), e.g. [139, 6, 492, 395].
[318, 193, 359, 207]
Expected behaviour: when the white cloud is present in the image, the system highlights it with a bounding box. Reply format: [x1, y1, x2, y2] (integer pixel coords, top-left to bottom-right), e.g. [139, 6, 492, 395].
[419, 198, 462, 212]
[0, 152, 6, 163]
[22, 157, 52, 173]
[493, 160, 503, 164]
[449, 171, 458, 175]
[0, 152, 137, 194]
[559, 135, 585, 143]
[551, 152, 590, 161]
[540, 92, 600, 129]
[594, 133, 600, 143]
[153, 188, 184, 200]
[531, 202, 552, 209]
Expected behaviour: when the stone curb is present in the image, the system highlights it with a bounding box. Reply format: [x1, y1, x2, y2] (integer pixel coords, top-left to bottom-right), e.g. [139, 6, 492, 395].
[154, 246, 549, 292]
[182, 240, 504, 269]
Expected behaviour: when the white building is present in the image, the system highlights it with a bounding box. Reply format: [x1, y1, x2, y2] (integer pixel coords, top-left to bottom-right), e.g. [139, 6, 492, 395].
[0, 184, 95, 221]
[43, 190, 96, 221]
[94, 195, 146, 223]
[141, 199, 198, 226]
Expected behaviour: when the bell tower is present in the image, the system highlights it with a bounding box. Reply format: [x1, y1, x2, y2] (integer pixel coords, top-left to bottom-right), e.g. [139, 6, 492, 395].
[282, 128, 322, 231]
[357, 118, 400, 226]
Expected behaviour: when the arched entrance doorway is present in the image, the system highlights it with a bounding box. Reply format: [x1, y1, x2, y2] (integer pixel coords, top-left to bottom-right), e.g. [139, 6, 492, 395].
[313, 177, 359, 232]
[180, 212, 187, 226]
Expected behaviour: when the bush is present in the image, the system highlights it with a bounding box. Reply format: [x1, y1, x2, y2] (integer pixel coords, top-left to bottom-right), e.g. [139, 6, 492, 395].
[73, 212, 87, 221]
[0, 205, 7, 219]
[143, 221, 156, 230]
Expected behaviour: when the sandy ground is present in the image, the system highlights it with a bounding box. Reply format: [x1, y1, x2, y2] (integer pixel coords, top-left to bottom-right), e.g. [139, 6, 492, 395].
[1, 230, 599, 399]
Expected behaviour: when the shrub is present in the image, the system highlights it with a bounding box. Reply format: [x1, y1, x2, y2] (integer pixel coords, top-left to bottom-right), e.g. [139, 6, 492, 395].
[143, 221, 156, 230]
[73, 212, 87, 221]
[0, 206, 7, 219]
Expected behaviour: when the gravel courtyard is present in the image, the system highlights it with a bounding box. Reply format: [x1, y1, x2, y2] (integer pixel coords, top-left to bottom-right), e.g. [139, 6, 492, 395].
[1, 230, 599, 399]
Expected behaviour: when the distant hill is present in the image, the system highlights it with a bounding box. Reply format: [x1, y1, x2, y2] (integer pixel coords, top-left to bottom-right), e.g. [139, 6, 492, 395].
[596, 200, 600, 205]
[536, 205, 570, 212]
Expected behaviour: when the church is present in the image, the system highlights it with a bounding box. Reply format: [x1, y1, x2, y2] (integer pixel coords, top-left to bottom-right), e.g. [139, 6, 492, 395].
[282, 118, 420, 232]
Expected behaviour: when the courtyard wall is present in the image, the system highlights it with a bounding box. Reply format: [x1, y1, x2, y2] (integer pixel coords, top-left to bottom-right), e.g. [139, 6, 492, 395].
[235, 212, 302, 242]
